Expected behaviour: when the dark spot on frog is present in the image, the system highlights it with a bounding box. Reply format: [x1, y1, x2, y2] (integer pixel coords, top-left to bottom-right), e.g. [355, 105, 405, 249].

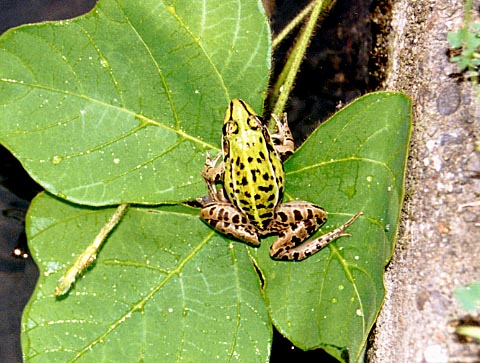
[306, 225, 317, 235]
[239, 201, 250, 208]
[306, 208, 313, 220]
[290, 223, 299, 230]
[267, 193, 276, 202]
[293, 209, 303, 221]
[291, 235, 302, 245]
[259, 212, 273, 219]
[277, 212, 288, 222]
[258, 185, 274, 193]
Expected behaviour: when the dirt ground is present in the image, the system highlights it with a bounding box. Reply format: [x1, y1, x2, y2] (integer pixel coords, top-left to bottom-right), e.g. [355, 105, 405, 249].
[368, 1, 480, 362]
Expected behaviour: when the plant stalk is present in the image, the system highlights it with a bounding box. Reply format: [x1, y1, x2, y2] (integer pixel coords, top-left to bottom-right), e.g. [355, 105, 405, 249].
[55, 203, 130, 296]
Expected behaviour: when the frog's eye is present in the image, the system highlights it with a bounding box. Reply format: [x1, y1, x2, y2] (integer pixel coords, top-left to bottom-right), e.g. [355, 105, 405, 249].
[247, 115, 262, 130]
[223, 120, 238, 135]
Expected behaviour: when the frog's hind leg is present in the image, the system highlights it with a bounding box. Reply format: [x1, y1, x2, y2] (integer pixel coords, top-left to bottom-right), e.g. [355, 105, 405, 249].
[270, 202, 363, 260]
[200, 202, 261, 247]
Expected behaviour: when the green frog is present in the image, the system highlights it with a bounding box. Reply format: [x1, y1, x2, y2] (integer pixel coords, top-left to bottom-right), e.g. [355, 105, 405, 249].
[200, 99, 362, 260]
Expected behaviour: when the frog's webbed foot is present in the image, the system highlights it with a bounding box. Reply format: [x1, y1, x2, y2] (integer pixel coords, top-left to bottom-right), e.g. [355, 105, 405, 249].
[200, 202, 260, 246]
[270, 203, 363, 260]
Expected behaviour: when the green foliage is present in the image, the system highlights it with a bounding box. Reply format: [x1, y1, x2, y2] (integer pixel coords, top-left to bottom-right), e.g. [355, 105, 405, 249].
[0, 0, 270, 205]
[20, 92, 411, 363]
[0, 0, 412, 362]
[453, 281, 480, 341]
[448, 23, 480, 73]
[24, 198, 271, 362]
[447, 0, 479, 89]
[455, 280, 480, 313]
[257, 92, 411, 361]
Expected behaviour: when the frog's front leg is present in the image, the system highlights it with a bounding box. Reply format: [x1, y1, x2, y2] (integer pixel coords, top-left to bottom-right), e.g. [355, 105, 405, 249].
[201, 151, 224, 202]
[269, 202, 363, 260]
[200, 201, 261, 246]
[270, 113, 294, 160]
[202, 150, 224, 182]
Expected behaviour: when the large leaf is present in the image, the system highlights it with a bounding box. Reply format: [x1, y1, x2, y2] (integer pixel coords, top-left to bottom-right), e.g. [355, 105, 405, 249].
[255, 92, 412, 362]
[22, 92, 411, 362]
[23, 195, 271, 362]
[0, 0, 270, 205]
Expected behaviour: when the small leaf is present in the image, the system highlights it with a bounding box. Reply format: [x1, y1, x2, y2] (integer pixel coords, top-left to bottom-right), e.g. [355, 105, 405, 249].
[448, 29, 465, 48]
[454, 280, 480, 313]
[0, 0, 270, 205]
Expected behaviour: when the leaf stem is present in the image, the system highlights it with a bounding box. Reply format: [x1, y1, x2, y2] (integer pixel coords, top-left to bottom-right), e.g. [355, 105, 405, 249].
[271, 1, 315, 49]
[55, 203, 130, 296]
[269, 0, 335, 121]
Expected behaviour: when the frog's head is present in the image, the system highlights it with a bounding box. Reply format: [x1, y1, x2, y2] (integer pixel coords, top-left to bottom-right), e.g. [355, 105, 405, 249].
[222, 98, 264, 142]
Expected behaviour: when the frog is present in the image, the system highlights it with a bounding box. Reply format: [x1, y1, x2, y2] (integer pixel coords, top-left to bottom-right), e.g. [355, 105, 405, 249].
[199, 98, 363, 260]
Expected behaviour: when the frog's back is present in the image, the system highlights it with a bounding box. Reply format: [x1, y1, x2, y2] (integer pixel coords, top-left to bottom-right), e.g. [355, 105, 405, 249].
[223, 120, 284, 230]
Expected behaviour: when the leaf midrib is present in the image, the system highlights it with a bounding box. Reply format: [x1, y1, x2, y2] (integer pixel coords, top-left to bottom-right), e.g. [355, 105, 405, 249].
[70, 229, 218, 361]
[0, 78, 218, 150]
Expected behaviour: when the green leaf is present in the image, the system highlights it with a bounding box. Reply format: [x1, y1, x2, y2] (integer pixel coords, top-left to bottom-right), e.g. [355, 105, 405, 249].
[454, 280, 480, 313]
[23, 92, 411, 362]
[23, 194, 271, 362]
[253, 92, 412, 362]
[0, 0, 270, 205]
[448, 29, 466, 48]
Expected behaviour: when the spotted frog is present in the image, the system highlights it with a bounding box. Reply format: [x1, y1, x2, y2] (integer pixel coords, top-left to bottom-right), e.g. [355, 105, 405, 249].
[199, 99, 362, 260]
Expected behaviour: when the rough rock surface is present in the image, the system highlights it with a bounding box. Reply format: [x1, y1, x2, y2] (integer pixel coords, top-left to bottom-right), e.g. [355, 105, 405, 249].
[368, 1, 480, 362]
